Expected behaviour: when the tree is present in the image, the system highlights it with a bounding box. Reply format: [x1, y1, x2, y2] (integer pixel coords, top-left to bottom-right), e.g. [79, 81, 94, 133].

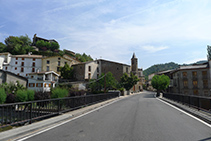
[0, 42, 6, 52]
[151, 74, 170, 96]
[60, 64, 74, 79]
[88, 72, 118, 93]
[120, 73, 139, 91]
[50, 42, 60, 51]
[4, 35, 34, 55]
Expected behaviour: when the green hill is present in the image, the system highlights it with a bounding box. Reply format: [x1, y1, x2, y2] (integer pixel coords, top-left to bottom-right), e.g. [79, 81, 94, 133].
[143, 62, 179, 79]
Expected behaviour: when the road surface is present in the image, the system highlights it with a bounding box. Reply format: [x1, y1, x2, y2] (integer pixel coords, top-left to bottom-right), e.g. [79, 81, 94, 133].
[20, 91, 211, 141]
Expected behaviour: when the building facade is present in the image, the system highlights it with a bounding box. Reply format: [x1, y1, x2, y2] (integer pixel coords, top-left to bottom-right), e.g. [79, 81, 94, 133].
[28, 71, 59, 92]
[42, 56, 77, 75]
[0, 52, 11, 69]
[3, 53, 42, 77]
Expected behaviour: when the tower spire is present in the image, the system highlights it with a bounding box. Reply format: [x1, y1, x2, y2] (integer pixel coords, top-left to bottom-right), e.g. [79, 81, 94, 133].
[132, 52, 136, 59]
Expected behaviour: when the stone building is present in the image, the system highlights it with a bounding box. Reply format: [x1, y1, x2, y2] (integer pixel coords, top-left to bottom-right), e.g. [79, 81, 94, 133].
[72, 53, 144, 92]
[32, 34, 58, 46]
[0, 70, 27, 87]
[158, 61, 211, 97]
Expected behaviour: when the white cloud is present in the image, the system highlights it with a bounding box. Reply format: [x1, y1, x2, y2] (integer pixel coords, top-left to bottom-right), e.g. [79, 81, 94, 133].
[142, 46, 169, 53]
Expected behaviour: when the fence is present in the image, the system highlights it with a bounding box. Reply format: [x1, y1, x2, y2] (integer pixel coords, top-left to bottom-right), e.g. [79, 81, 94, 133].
[0, 92, 119, 128]
[163, 93, 211, 113]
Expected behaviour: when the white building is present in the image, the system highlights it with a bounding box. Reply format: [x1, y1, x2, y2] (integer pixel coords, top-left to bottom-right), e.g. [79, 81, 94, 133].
[27, 71, 59, 92]
[0, 52, 11, 69]
[3, 53, 42, 77]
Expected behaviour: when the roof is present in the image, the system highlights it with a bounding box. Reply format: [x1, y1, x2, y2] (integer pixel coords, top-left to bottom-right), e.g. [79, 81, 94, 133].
[157, 69, 175, 75]
[179, 64, 208, 70]
[0, 52, 11, 55]
[63, 54, 81, 63]
[28, 71, 59, 76]
[11, 54, 43, 58]
[132, 53, 136, 59]
[98, 59, 131, 67]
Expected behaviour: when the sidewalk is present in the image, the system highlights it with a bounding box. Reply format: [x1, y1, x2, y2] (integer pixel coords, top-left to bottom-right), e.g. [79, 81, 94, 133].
[159, 96, 211, 124]
[0, 93, 137, 141]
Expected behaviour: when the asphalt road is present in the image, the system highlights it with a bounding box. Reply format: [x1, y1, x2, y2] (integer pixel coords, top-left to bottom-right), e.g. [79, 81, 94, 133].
[21, 91, 211, 141]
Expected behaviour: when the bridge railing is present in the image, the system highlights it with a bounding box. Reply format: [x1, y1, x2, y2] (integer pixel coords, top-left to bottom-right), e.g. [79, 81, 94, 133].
[0, 92, 119, 128]
[163, 93, 211, 114]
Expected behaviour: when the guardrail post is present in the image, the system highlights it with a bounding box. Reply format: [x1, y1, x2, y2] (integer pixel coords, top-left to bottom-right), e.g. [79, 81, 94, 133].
[57, 100, 60, 114]
[30, 103, 32, 124]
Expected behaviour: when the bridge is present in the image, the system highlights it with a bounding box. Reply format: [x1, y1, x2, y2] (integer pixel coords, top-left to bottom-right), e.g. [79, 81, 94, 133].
[0, 91, 210, 141]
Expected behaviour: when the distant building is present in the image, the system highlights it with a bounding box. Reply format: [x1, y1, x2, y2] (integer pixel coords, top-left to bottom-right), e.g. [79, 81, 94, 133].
[32, 34, 58, 46]
[0, 52, 11, 69]
[27, 71, 59, 92]
[3, 53, 42, 77]
[42, 56, 78, 75]
[72, 53, 144, 92]
[72, 61, 99, 81]
[0, 70, 27, 87]
[158, 61, 211, 97]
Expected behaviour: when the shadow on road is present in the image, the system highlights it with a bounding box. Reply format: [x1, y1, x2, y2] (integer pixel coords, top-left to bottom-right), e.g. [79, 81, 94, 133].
[199, 137, 211, 141]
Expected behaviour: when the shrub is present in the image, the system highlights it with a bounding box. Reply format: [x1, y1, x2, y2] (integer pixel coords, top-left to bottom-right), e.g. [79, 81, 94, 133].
[0, 88, 6, 104]
[16, 90, 27, 102]
[34, 91, 51, 100]
[51, 88, 68, 99]
[27, 89, 35, 101]
[6, 94, 15, 103]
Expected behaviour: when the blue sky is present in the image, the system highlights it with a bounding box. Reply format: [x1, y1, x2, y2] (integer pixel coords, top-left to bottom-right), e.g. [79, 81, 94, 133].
[0, 0, 211, 69]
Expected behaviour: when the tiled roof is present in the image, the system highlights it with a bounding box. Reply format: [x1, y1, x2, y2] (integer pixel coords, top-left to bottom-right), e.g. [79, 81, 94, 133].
[179, 64, 208, 70]
[11, 54, 43, 58]
[28, 71, 59, 76]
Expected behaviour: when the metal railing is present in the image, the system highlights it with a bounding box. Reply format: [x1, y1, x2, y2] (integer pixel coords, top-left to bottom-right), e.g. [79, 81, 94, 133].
[163, 93, 211, 113]
[0, 92, 119, 128]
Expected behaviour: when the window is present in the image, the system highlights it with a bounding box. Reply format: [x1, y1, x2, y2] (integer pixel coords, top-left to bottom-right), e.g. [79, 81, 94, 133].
[17, 73, 19, 75]
[193, 80, 197, 87]
[15, 67, 17, 70]
[5, 67, 7, 70]
[126, 67, 128, 73]
[58, 58, 60, 60]
[29, 83, 35, 87]
[26, 74, 28, 76]
[49, 83, 51, 87]
[16, 57, 18, 60]
[117, 67, 119, 70]
[47, 60, 50, 64]
[15, 62, 17, 64]
[21, 62, 24, 66]
[58, 61, 60, 66]
[97, 67, 99, 73]
[21, 67, 24, 72]
[22, 58, 24, 60]
[193, 90, 198, 95]
[88, 66, 91, 72]
[33, 58, 36, 61]
[31, 76, 34, 78]
[46, 66, 49, 71]
[183, 80, 188, 87]
[203, 80, 208, 88]
[204, 91, 209, 96]
[192, 71, 197, 77]
[65, 62, 67, 64]
[44, 83, 47, 87]
[32, 68, 35, 72]
[182, 72, 187, 77]
[32, 62, 35, 67]
[202, 71, 207, 76]
[36, 83, 43, 87]
[57, 67, 60, 72]
[97, 74, 99, 79]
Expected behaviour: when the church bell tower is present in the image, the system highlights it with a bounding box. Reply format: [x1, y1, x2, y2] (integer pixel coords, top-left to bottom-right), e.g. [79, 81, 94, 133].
[131, 53, 138, 75]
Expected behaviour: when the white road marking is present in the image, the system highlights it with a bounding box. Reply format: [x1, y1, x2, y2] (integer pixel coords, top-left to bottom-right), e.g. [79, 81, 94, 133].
[16, 98, 122, 141]
[157, 98, 211, 128]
